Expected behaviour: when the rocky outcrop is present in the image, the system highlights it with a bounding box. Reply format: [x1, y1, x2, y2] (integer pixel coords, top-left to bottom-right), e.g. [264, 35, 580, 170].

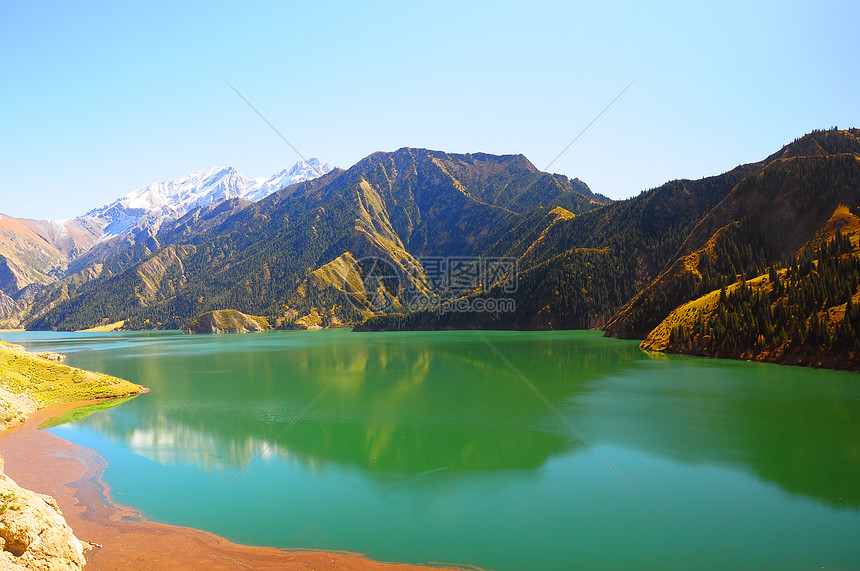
[0, 457, 86, 570]
[0, 291, 15, 322]
[183, 309, 271, 334]
[0, 389, 37, 431]
[30, 354, 65, 363]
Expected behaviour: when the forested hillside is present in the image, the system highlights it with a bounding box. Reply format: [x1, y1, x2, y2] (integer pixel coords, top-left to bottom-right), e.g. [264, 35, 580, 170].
[360, 144, 763, 331]
[606, 132, 860, 339]
[643, 226, 860, 371]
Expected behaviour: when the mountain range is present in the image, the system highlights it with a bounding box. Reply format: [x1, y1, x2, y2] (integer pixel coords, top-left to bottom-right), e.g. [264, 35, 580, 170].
[86, 158, 333, 240]
[0, 160, 330, 281]
[0, 159, 331, 323]
[3, 130, 860, 371]
[7, 149, 607, 331]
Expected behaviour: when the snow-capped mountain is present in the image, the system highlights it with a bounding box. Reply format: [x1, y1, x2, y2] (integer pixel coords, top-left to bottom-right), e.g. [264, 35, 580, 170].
[245, 158, 332, 202]
[85, 158, 332, 239]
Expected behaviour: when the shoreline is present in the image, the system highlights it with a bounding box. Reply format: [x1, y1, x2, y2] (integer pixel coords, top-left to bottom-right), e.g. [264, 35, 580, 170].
[0, 402, 464, 570]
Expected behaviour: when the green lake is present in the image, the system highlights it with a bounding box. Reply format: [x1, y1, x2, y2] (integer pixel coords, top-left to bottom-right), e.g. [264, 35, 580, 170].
[5, 329, 860, 569]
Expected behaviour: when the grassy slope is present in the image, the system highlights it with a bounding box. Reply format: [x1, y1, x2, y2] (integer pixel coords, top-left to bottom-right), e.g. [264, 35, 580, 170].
[642, 270, 860, 371]
[642, 273, 771, 352]
[77, 320, 126, 332]
[0, 340, 144, 408]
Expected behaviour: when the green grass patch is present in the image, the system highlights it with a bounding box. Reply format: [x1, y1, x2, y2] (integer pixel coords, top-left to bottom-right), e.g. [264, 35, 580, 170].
[0, 490, 21, 513]
[0, 343, 144, 408]
[38, 396, 139, 429]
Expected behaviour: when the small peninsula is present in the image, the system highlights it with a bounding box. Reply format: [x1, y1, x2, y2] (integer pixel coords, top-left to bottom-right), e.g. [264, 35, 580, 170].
[0, 340, 145, 429]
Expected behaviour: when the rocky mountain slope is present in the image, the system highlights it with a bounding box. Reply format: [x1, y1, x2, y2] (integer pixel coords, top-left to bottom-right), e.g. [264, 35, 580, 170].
[605, 129, 860, 339]
[639, 198, 860, 371]
[0, 216, 104, 295]
[359, 146, 762, 332]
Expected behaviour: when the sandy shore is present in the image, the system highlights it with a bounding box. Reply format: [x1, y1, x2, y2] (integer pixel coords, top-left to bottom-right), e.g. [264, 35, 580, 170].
[0, 403, 465, 570]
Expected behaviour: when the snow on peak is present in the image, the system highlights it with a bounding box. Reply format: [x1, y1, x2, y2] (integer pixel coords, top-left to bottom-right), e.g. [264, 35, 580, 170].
[244, 158, 333, 202]
[85, 159, 332, 240]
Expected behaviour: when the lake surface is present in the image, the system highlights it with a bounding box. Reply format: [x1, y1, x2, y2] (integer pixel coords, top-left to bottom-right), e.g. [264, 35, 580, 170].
[5, 329, 860, 569]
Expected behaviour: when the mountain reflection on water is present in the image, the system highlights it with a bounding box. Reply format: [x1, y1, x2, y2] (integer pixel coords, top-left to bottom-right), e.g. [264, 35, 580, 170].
[7, 330, 858, 569]
[19, 329, 857, 509]
[53, 330, 634, 474]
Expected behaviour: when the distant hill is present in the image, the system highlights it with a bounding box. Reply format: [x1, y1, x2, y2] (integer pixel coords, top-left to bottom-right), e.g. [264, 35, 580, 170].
[183, 309, 271, 334]
[0, 215, 103, 294]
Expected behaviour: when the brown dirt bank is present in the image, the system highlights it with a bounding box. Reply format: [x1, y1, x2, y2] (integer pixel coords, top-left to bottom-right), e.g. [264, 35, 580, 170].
[648, 343, 860, 373]
[0, 404, 467, 571]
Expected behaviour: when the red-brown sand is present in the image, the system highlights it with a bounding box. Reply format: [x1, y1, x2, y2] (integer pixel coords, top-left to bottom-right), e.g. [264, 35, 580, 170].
[0, 403, 467, 570]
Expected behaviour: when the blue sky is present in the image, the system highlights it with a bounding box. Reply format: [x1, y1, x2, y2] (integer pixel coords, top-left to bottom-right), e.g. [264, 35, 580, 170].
[1, 0, 858, 219]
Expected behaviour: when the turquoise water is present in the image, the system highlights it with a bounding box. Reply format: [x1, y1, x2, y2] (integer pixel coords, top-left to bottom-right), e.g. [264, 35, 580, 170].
[6, 329, 860, 569]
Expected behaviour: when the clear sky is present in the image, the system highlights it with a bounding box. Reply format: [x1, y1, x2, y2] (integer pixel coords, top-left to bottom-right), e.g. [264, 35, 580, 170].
[1, 0, 858, 220]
